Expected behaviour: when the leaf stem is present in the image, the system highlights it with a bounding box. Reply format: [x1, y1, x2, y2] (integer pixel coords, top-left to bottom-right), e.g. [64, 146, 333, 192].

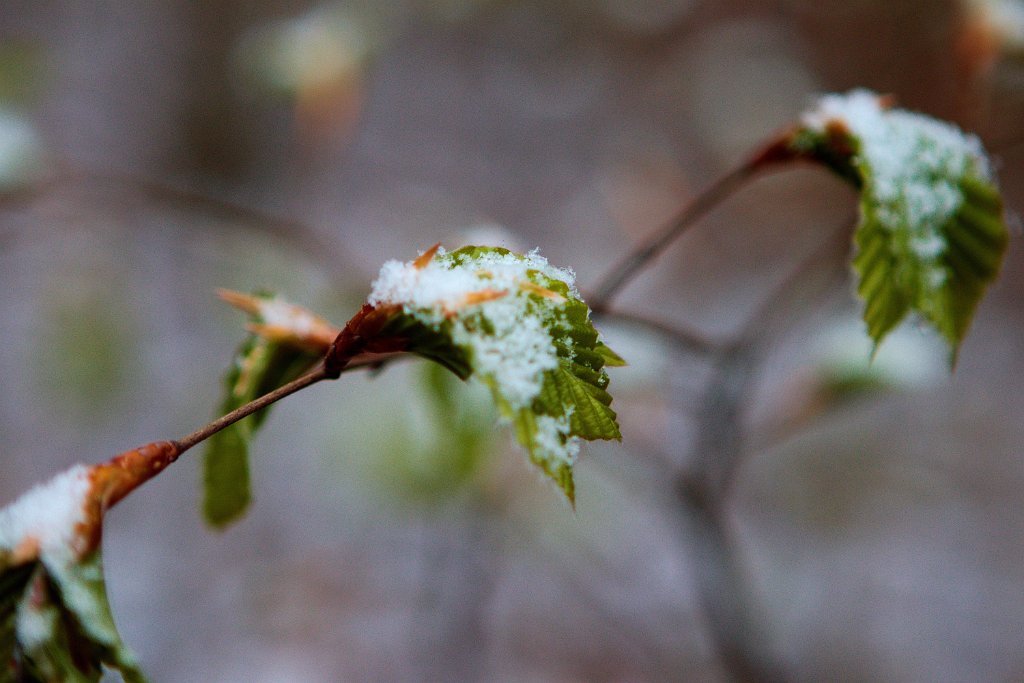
[174, 362, 331, 453]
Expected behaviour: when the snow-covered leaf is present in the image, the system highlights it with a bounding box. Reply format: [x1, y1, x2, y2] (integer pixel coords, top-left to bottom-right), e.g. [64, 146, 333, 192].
[202, 292, 328, 528]
[0, 465, 148, 682]
[363, 245, 622, 503]
[791, 89, 1008, 361]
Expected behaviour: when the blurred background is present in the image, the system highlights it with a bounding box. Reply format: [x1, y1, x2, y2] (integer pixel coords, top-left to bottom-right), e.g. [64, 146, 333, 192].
[1, 1, 1024, 681]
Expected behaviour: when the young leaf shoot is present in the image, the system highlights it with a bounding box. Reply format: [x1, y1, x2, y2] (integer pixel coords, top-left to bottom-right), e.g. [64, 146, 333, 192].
[788, 89, 1008, 362]
[361, 245, 623, 504]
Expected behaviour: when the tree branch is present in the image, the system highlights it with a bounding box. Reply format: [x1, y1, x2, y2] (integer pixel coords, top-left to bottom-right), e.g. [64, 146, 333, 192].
[672, 216, 854, 683]
[173, 362, 332, 453]
[589, 159, 764, 314]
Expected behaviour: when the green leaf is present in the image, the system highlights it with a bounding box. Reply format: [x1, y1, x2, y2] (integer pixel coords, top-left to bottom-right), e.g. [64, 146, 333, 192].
[377, 313, 472, 380]
[1, 468, 146, 682]
[365, 245, 623, 502]
[1, 556, 146, 683]
[595, 342, 627, 367]
[793, 90, 1008, 361]
[202, 295, 321, 528]
[1, 557, 33, 678]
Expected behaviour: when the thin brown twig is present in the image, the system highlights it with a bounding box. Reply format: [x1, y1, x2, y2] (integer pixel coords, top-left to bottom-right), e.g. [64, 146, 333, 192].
[683, 213, 854, 508]
[174, 362, 331, 453]
[588, 160, 763, 313]
[90, 360, 339, 520]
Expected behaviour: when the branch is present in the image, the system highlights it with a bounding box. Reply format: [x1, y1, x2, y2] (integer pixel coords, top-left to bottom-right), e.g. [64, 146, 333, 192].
[1, 166, 356, 281]
[671, 217, 853, 683]
[82, 362, 334, 521]
[174, 362, 332, 453]
[588, 145, 795, 314]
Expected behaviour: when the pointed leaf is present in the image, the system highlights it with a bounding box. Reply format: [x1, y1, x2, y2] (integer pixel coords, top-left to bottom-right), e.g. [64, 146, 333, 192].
[595, 342, 627, 367]
[363, 245, 623, 502]
[1, 466, 147, 682]
[202, 293, 323, 528]
[792, 90, 1008, 361]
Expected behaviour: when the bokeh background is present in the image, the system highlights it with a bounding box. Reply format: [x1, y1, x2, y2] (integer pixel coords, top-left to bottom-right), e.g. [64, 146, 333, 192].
[2, 1, 1024, 681]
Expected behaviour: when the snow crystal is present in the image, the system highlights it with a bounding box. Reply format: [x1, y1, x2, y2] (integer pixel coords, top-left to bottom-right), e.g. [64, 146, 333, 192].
[450, 311, 556, 408]
[369, 246, 577, 310]
[802, 89, 993, 296]
[0, 464, 92, 567]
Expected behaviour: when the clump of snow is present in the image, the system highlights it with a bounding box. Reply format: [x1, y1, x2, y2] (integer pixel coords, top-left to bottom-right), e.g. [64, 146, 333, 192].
[258, 296, 325, 337]
[14, 598, 60, 649]
[370, 246, 577, 310]
[533, 412, 579, 468]
[2, 465, 142, 670]
[802, 89, 994, 296]
[0, 464, 92, 567]
[1, 465, 95, 647]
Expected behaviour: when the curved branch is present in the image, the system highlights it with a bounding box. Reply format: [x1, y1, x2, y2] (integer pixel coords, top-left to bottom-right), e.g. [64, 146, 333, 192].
[1, 166, 357, 281]
[587, 140, 804, 314]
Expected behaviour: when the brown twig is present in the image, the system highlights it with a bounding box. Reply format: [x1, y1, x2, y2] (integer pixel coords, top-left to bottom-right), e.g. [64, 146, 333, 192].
[1, 166, 356, 281]
[91, 299, 419, 514]
[173, 362, 332, 453]
[81, 361, 337, 546]
[588, 143, 796, 314]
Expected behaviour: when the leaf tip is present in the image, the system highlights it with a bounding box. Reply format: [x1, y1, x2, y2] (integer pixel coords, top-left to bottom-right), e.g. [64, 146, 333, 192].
[413, 242, 443, 269]
[217, 288, 261, 314]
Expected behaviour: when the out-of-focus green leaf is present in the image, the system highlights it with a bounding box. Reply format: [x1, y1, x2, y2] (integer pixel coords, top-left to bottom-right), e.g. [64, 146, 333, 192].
[202, 294, 321, 528]
[387, 363, 493, 502]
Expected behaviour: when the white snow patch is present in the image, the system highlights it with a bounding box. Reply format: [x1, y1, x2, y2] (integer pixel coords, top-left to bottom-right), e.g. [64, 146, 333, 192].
[0, 464, 92, 566]
[451, 311, 556, 407]
[533, 412, 579, 468]
[14, 600, 60, 649]
[258, 296, 324, 337]
[369, 246, 577, 309]
[970, 0, 1024, 50]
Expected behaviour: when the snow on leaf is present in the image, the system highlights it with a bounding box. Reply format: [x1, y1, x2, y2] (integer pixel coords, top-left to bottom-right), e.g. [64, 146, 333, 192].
[365, 245, 623, 503]
[202, 292, 327, 529]
[0, 465, 148, 682]
[791, 89, 1008, 361]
